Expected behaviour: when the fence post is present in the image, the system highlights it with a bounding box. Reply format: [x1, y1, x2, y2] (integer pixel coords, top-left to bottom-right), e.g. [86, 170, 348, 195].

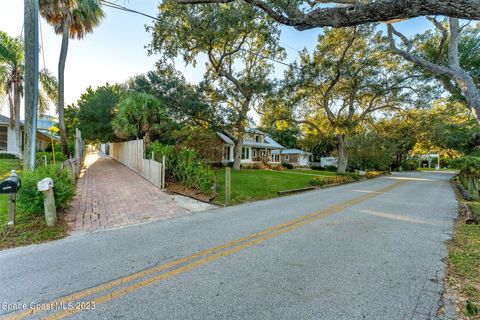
[8, 194, 16, 225]
[162, 155, 166, 189]
[225, 167, 231, 206]
[37, 178, 56, 227]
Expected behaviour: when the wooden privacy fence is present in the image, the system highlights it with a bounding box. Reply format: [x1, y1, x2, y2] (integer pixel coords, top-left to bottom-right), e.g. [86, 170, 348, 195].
[108, 139, 165, 189]
[61, 128, 85, 179]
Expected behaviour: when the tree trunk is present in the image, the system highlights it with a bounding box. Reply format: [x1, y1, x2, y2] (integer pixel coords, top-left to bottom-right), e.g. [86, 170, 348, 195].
[453, 71, 480, 124]
[233, 131, 244, 170]
[232, 99, 250, 170]
[336, 134, 348, 174]
[13, 79, 22, 159]
[58, 21, 70, 157]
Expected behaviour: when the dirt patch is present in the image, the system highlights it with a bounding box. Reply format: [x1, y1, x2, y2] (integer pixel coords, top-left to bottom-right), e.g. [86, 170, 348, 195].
[166, 182, 217, 203]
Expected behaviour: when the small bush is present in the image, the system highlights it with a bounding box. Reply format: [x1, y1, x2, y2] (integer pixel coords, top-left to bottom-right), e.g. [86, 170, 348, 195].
[308, 175, 357, 187]
[338, 172, 362, 181]
[311, 165, 324, 170]
[147, 141, 216, 194]
[365, 171, 384, 179]
[36, 151, 67, 165]
[450, 156, 480, 176]
[17, 165, 76, 215]
[271, 165, 286, 171]
[282, 162, 293, 169]
[0, 153, 17, 159]
[242, 163, 269, 170]
[325, 165, 337, 172]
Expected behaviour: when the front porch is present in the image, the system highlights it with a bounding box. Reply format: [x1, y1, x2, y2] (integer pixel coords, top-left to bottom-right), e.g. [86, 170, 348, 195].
[222, 145, 282, 164]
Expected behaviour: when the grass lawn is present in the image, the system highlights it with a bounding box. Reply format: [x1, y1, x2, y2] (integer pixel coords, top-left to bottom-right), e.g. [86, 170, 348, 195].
[214, 168, 323, 205]
[286, 169, 337, 176]
[0, 159, 68, 250]
[448, 183, 480, 318]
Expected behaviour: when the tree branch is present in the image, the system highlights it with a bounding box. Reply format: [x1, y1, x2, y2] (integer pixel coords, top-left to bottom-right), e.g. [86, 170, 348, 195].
[172, 0, 480, 30]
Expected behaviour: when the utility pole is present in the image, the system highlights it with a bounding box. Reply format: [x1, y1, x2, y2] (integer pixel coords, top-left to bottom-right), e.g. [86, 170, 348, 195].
[23, 0, 39, 171]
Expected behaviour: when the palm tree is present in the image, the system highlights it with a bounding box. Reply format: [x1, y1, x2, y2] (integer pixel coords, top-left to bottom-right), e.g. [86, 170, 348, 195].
[40, 0, 104, 157]
[0, 31, 58, 158]
[0, 31, 24, 156]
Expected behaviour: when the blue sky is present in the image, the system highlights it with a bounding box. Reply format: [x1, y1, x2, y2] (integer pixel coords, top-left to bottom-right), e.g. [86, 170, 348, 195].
[0, 0, 433, 120]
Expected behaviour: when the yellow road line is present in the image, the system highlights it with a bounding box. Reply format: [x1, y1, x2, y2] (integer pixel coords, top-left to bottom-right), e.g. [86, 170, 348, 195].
[3, 180, 405, 320]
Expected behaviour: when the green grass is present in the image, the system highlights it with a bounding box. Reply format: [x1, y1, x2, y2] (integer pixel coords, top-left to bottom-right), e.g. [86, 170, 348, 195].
[448, 192, 480, 318]
[0, 159, 68, 250]
[286, 169, 337, 176]
[214, 168, 325, 205]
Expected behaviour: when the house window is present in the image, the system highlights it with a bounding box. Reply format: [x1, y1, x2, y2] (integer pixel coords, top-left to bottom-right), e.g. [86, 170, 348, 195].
[223, 146, 231, 160]
[255, 135, 262, 143]
[272, 154, 280, 162]
[0, 127, 7, 151]
[241, 147, 250, 160]
[253, 149, 257, 158]
[260, 149, 266, 157]
[285, 155, 289, 161]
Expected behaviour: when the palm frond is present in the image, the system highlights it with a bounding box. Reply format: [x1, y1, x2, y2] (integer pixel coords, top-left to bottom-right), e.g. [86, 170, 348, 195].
[39, 0, 104, 39]
[38, 89, 49, 116]
[39, 68, 58, 103]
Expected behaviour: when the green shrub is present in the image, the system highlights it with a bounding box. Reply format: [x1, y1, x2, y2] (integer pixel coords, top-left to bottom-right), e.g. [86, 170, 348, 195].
[365, 171, 385, 179]
[308, 175, 357, 187]
[450, 156, 480, 176]
[282, 162, 293, 169]
[147, 141, 216, 194]
[17, 165, 76, 215]
[311, 165, 324, 170]
[325, 165, 338, 172]
[0, 153, 17, 159]
[36, 151, 67, 165]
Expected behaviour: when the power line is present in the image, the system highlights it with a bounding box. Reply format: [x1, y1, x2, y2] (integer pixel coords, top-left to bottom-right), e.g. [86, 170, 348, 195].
[99, 0, 300, 70]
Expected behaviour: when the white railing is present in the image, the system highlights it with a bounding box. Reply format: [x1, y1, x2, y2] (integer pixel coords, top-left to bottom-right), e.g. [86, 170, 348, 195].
[108, 139, 165, 189]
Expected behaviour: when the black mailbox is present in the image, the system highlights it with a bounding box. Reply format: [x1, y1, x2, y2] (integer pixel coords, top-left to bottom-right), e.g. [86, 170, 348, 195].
[0, 176, 21, 194]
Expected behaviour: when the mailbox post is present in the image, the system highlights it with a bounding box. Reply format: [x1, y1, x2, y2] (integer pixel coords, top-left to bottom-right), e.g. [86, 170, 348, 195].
[37, 178, 56, 227]
[0, 170, 21, 225]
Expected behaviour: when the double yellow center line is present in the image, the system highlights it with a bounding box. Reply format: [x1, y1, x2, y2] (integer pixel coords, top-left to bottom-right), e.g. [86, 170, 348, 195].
[4, 180, 405, 320]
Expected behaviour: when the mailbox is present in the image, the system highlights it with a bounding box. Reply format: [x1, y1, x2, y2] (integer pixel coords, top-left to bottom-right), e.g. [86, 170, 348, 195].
[0, 175, 21, 194]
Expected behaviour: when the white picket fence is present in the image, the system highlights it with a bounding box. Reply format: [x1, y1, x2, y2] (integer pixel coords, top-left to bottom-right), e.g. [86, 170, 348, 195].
[108, 139, 165, 189]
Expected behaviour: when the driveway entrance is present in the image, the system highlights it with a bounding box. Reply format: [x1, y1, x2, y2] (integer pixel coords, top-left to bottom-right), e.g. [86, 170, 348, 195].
[66, 152, 193, 232]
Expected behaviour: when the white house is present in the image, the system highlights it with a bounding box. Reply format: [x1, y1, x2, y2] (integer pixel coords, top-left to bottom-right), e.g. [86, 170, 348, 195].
[0, 115, 60, 157]
[217, 129, 285, 165]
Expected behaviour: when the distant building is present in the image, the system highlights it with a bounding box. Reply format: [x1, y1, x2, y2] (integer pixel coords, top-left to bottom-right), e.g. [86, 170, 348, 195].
[0, 115, 60, 157]
[271, 149, 312, 167]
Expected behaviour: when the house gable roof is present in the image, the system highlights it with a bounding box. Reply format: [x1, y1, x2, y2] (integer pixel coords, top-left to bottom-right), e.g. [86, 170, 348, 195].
[217, 129, 285, 150]
[0, 115, 10, 125]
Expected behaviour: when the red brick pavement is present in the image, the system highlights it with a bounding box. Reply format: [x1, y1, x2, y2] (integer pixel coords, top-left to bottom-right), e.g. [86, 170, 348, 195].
[65, 153, 190, 232]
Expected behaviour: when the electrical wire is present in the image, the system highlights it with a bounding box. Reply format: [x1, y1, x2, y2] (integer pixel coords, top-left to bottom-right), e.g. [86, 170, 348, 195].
[99, 0, 301, 70]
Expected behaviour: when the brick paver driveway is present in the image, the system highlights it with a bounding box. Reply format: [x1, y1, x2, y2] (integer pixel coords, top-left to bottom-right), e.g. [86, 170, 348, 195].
[66, 152, 190, 232]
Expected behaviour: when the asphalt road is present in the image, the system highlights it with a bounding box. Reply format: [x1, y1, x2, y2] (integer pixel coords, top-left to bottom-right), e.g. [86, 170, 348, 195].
[0, 172, 458, 320]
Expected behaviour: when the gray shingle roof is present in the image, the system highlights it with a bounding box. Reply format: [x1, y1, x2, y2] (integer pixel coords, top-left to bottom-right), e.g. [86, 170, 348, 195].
[217, 130, 285, 150]
[0, 115, 10, 124]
